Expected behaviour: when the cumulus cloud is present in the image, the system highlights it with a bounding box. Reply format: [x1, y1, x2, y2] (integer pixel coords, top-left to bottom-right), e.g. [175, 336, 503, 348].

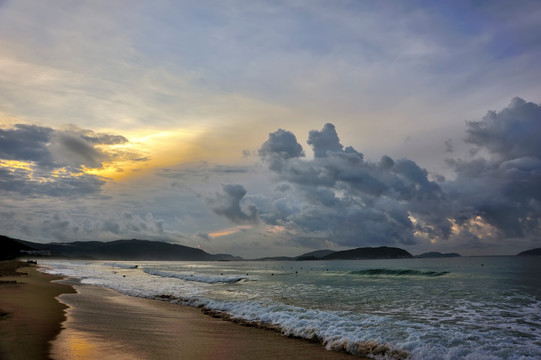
[258, 128, 305, 172]
[465, 97, 541, 161]
[307, 123, 344, 158]
[445, 97, 541, 240]
[250, 124, 447, 248]
[207, 100, 541, 252]
[206, 184, 258, 224]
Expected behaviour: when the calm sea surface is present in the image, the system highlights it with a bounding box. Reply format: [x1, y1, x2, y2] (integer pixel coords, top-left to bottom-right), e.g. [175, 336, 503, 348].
[41, 257, 541, 359]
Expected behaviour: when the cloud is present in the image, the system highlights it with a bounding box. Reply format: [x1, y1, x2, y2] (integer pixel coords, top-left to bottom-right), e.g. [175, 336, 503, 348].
[51, 133, 109, 168]
[77, 129, 128, 145]
[0, 165, 104, 197]
[445, 97, 541, 240]
[465, 97, 541, 161]
[37, 210, 166, 242]
[0, 123, 132, 197]
[307, 123, 344, 158]
[0, 124, 55, 167]
[249, 124, 448, 248]
[158, 162, 249, 181]
[206, 184, 258, 225]
[258, 128, 305, 172]
[204, 103, 540, 252]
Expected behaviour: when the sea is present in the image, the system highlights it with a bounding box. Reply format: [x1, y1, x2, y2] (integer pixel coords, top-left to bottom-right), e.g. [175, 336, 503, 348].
[40, 256, 541, 360]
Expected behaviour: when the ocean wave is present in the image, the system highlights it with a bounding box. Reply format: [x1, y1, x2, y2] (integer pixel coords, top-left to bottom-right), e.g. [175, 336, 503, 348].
[143, 268, 252, 284]
[350, 268, 449, 277]
[152, 294, 408, 360]
[103, 262, 139, 269]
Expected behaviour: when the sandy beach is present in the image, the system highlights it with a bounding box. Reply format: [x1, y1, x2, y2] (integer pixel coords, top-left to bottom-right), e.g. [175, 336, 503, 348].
[1, 261, 359, 360]
[0, 261, 75, 360]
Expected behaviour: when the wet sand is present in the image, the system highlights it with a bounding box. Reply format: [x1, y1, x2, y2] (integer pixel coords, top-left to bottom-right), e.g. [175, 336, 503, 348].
[0, 261, 75, 360]
[52, 282, 359, 359]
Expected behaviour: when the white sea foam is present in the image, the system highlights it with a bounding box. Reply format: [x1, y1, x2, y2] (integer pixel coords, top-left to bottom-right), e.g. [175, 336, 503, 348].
[143, 268, 253, 283]
[103, 262, 139, 269]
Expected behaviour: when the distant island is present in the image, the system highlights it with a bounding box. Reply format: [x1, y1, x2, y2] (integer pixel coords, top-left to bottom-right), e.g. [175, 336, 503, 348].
[416, 252, 461, 258]
[517, 248, 541, 256]
[260, 247, 413, 261]
[295, 249, 336, 261]
[321, 246, 413, 260]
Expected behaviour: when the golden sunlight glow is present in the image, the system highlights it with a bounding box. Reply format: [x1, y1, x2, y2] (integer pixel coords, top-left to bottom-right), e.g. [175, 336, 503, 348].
[410, 215, 438, 244]
[0, 159, 34, 172]
[84, 127, 214, 181]
[66, 334, 98, 358]
[1, 125, 229, 182]
[1, 117, 256, 184]
[450, 216, 495, 239]
[209, 225, 253, 238]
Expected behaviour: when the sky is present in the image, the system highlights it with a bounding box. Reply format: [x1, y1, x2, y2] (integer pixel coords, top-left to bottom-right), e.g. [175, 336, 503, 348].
[1, 0, 540, 258]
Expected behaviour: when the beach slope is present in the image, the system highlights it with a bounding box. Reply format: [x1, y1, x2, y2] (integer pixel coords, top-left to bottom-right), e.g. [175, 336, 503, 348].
[0, 261, 75, 360]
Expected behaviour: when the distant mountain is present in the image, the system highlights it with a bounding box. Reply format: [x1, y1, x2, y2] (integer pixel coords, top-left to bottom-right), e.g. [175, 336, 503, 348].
[517, 248, 541, 256]
[1, 235, 241, 261]
[417, 252, 461, 258]
[322, 246, 413, 260]
[48, 239, 215, 260]
[212, 254, 244, 261]
[295, 249, 336, 260]
[0, 235, 34, 260]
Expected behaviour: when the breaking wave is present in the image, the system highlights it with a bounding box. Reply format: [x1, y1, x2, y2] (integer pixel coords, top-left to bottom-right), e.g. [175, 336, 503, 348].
[103, 262, 138, 269]
[152, 294, 408, 360]
[143, 268, 252, 284]
[350, 268, 449, 277]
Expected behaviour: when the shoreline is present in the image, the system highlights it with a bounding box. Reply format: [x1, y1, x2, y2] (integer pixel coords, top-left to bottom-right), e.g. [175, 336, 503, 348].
[0, 261, 75, 360]
[51, 280, 361, 359]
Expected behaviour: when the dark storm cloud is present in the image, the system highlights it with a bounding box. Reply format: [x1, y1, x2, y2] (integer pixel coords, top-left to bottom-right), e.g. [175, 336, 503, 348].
[307, 123, 344, 158]
[206, 184, 258, 224]
[465, 97, 541, 160]
[209, 100, 541, 250]
[445, 97, 541, 239]
[258, 129, 305, 160]
[258, 128, 304, 172]
[0, 123, 127, 197]
[251, 124, 448, 247]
